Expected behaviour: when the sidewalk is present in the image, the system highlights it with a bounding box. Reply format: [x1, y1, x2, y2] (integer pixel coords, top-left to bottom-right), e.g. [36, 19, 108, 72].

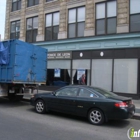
[133, 100, 140, 109]
[23, 90, 140, 120]
[133, 99, 140, 120]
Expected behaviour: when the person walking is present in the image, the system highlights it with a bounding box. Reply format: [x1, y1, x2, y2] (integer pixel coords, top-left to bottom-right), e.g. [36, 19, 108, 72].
[78, 74, 86, 85]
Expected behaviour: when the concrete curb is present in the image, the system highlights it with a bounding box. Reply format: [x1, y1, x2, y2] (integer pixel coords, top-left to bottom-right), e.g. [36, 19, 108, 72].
[132, 113, 140, 120]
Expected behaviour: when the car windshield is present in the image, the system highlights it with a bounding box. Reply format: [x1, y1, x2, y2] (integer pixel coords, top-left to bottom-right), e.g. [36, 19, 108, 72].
[92, 87, 118, 98]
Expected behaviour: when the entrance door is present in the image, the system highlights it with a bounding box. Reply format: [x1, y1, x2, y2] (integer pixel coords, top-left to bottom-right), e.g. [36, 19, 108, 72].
[47, 60, 71, 86]
[72, 59, 90, 85]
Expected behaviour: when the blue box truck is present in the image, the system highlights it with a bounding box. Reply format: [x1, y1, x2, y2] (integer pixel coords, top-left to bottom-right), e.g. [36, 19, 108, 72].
[0, 39, 47, 101]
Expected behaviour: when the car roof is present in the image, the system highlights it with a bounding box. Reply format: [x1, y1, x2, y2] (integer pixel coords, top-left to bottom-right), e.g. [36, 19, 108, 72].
[64, 85, 94, 89]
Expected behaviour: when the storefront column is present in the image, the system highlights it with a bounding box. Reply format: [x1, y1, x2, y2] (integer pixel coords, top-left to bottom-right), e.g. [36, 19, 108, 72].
[87, 70, 90, 86]
[72, 70, 76, 84]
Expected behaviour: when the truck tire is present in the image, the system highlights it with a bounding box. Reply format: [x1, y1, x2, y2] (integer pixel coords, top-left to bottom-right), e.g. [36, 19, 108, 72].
[8, 88, 23, 102]
[16, 95, 23, 101]
[8, 94, 23, 102]
[8, 93, 16, 101]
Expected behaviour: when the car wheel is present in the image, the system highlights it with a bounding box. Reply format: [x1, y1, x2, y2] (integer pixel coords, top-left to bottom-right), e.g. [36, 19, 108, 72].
[88, 108, 104, 125]
[35, 100, 46, 114]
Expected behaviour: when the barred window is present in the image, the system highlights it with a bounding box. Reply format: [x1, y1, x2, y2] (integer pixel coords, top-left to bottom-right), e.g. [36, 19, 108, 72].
[10, 20, 20, 39]
[45, 12, 59, 41]
[27, 0, 39, 7]
[26, 17, 38, 43]
[96, 1, 116, 35]
[68, 7, 85, 38]
[130, 0, 140, 32]
[12, 0, 21, 11]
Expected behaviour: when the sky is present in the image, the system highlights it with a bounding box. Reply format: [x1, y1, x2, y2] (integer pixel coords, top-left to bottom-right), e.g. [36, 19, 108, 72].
[0, 0, 6, 40]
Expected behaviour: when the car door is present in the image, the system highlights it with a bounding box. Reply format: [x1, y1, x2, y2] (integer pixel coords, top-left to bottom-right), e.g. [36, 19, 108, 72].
[48, 87, 79, 115]
[76, 88, 98, 116]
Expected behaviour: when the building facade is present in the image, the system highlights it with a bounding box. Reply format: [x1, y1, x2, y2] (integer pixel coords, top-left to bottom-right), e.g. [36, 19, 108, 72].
[4, 0, 140, 98]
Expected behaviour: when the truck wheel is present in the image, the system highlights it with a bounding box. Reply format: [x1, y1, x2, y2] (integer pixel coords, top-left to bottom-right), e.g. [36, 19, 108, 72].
[16, 95, 23, 101]
[8, 88, 23, 102]
[8, 93, 16, 101]
[8, 94, 23, 102]
[35, 100, 46, 114]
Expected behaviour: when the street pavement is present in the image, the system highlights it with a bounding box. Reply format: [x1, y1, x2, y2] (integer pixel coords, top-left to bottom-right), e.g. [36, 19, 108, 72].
[0, 97, 140, 140]
[23, 90, 140, 120]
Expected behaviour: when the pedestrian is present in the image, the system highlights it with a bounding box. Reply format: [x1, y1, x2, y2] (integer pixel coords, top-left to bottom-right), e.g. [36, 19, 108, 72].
[78, 74, 86, 85]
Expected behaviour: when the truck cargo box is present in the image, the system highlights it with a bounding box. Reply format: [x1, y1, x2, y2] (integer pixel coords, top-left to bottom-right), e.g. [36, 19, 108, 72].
[0, 39, 47, 84]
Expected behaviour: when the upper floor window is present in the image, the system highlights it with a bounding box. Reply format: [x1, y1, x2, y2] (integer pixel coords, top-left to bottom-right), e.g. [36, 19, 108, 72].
[12, 0, 21, 11]
[26, 17, 38, 43]
[68, 7, 85, 38]
[10, 20, 20, 39]
[27, 0, 39, 7]
[96, 0, 116, 35]
[130, 0, 140, 32]
[45, 12, 59, 41]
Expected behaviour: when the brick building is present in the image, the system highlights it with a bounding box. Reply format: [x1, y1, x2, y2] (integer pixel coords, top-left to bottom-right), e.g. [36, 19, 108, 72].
[4, 0, 140, 98]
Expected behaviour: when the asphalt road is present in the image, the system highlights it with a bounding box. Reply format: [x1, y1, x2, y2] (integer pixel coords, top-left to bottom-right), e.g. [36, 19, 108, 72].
[0, 98, 140, 140]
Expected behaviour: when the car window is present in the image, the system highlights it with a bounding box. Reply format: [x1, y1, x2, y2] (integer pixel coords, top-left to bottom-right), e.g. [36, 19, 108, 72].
[93, 87, 118, 98]
[78, 88, 96, 98]
[55, 87, 79, 97]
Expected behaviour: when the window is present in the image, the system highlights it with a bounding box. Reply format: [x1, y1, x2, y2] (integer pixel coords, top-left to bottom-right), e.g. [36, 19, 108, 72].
[26, 17, 38, 43]
[93, 87, 117, 98]
[10, 20, 20, 39]
[91, 59, 113, 91]
[113, 59, 138, 94]
[78, 88, 96, 98]
[45, 12, 59, 41]
[130, 0, 140, 32]
[55, 87, 79, 96]
[68, 7, 85, 38]
[12, 0, 21, 11]
[27, 0, 39, 7]
[96, 1, 116, 35]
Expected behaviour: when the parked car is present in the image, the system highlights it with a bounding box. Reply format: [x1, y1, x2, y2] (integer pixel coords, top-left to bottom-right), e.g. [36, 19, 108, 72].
[30, 85, 135, 125]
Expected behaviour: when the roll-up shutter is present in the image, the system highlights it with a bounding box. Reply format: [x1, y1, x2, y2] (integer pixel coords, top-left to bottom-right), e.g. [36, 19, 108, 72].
[48, 60, 71, 69]
[72, 59, 90, 69]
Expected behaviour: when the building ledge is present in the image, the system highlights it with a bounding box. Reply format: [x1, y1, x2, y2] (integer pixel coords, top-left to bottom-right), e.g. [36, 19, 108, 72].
[34, 33, 140, 52]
